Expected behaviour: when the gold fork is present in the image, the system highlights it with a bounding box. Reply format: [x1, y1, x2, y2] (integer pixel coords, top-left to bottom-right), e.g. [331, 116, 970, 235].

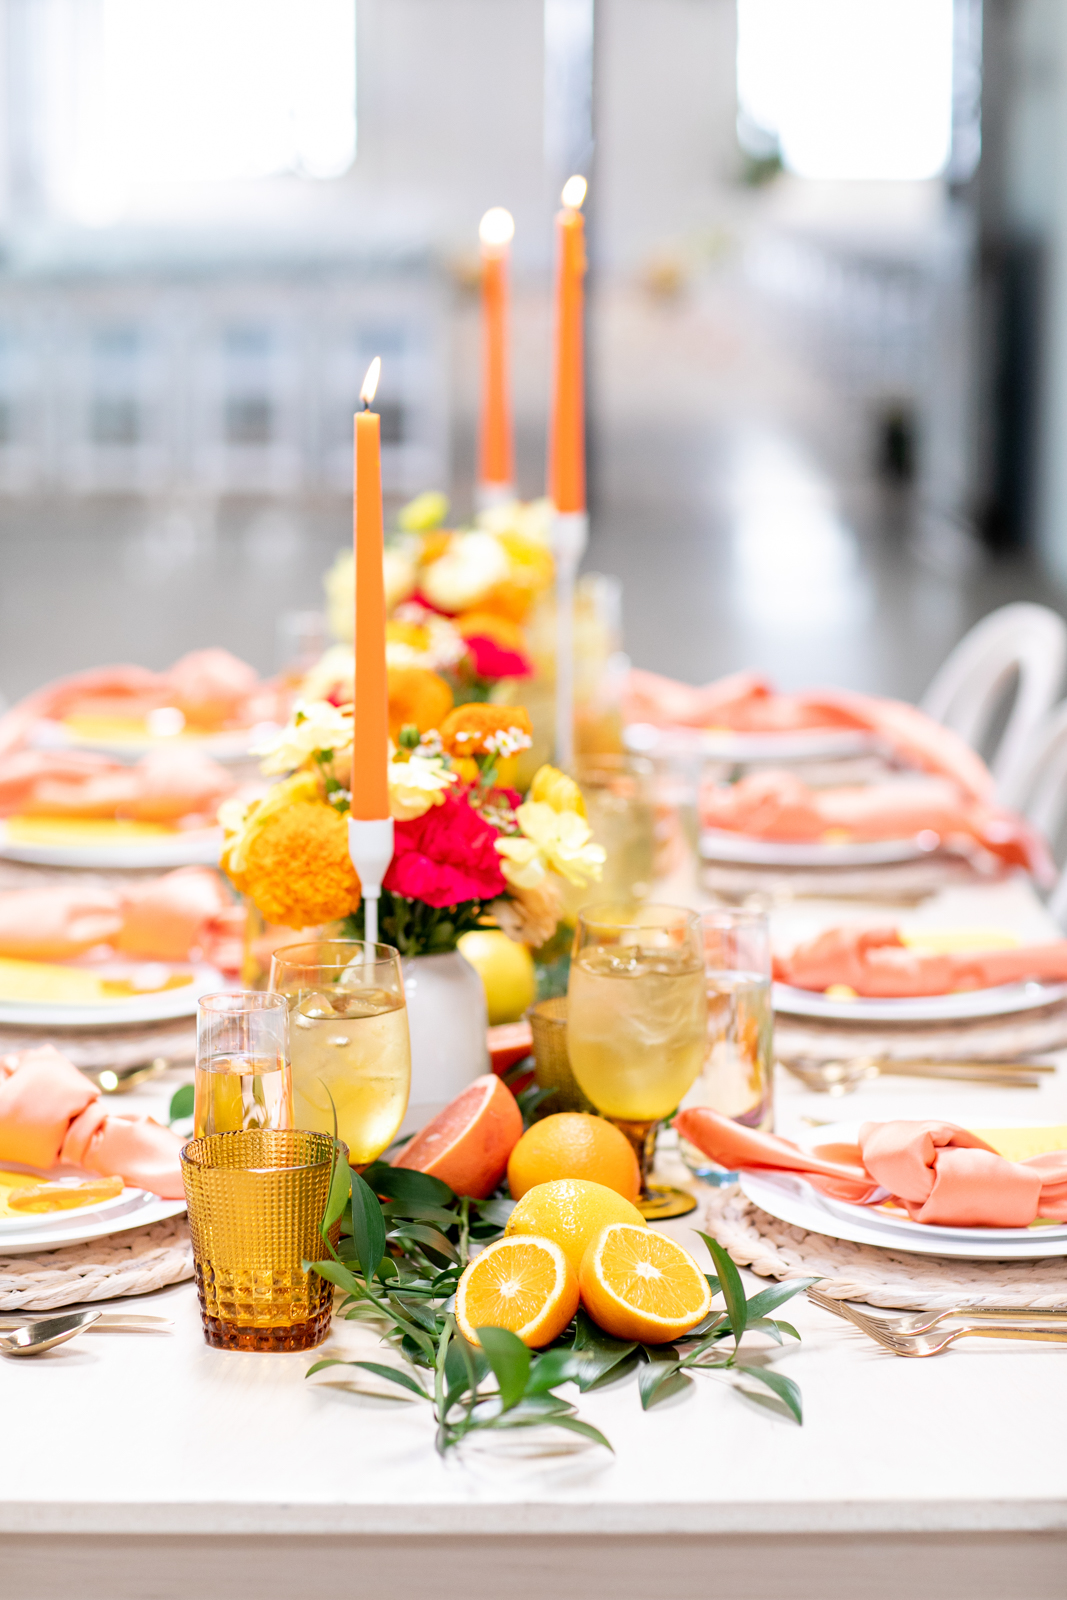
[807, 1286, 1067, 1338]
[807, 1288, 1067, 1356]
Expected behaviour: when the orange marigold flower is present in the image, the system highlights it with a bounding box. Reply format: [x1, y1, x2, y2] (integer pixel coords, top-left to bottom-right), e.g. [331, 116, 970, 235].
[387, 666, 454, 740]
[439, 703, 533, 758]
[454, 611, 528, 652]
[241, 800, 362, 928]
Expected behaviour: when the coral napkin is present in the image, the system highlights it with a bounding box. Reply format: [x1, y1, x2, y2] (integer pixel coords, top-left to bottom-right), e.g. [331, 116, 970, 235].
[0, 1045, 183, 1199]
[0, 868, 243, 971]
[674, 1108, 1067, 1227]
[774, 925, 1067, 998]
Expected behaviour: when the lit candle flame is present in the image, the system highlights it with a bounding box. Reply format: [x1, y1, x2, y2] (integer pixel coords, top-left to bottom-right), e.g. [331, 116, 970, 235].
[360, 357, 381, 408]
[479, 207, 515, 248]
[561, 175, 587, 210]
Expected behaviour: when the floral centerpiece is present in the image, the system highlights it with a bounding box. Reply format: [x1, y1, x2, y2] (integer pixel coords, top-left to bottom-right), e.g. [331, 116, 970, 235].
[219, 693, 605, 960]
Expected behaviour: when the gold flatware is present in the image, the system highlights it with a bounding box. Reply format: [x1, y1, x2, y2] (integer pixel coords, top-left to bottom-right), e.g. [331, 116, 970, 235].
[88, 1057, 170, 1094]
[783, 1056, 1050, 1094]
[0, 1311, 172, 1332]
[0, 1311, 103, 1357]
[808, 1284, 1067, 1328]
[807, 1287, 1067, 1355]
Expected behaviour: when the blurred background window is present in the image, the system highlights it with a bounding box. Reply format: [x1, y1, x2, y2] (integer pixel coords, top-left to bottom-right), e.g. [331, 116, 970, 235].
[27, 0, 356, 224]
[737, 0, 955, 181]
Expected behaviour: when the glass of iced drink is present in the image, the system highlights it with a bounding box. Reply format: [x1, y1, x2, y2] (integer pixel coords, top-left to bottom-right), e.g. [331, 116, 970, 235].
[194, 992, 293, 1138]
[269, 940, 411, 1167]
[679, 908, 773, 1179]
[566, 903, 706, 1219]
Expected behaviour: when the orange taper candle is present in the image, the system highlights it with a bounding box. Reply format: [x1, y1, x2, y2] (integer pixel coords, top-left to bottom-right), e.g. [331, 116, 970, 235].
[351, 356, 390, 821]
[478, 207, 515, 496]
[547, 175, 587, 514]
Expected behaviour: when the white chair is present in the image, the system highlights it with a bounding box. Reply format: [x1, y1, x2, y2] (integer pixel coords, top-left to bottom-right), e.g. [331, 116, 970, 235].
[1001, 699, 1067, 930]
[920, 603, 1067, 798]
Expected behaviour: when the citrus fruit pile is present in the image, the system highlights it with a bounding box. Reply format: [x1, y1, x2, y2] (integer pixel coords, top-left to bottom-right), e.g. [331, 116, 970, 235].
[395, 1086, 713, 1351]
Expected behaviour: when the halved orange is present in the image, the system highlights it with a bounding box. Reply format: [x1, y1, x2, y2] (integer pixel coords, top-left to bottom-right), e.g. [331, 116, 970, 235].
[393, 1073, 523, 1198]
[579, 1223, 712, 1345]
[455, 1235, 579, 1348]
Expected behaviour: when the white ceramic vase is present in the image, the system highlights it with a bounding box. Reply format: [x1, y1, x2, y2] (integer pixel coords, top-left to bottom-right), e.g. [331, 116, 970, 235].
[401, 949, 489, 1128]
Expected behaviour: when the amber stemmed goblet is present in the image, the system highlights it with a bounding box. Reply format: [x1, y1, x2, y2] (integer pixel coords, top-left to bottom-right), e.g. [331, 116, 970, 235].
[566, 903, 707, 1219]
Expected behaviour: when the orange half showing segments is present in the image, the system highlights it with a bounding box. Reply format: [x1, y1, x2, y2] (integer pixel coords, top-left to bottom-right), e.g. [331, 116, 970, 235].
[579, 1222, 712, 1345]
[455, 1235, 579, 1349]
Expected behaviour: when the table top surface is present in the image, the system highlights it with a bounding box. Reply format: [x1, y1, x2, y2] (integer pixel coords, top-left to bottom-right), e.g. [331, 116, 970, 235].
[4, 869, 1067, 1540]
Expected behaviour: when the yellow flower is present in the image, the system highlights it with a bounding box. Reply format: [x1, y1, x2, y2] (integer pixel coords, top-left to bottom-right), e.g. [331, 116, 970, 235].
[420, 531, 511, 613]
[301, 645, 355, 704]
[388, 748, 457, 821]
[496, 802, 605, 889]
[397, 490, 449, 532]
[252, 700, 353, 776]
[528, 764, 586, 818]
[219, 771, 322, 889]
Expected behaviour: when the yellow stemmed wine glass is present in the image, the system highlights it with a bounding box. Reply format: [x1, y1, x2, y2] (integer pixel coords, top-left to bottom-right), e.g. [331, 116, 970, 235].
[566, 903, 707, 1219]
[269, 940, 411, 1167]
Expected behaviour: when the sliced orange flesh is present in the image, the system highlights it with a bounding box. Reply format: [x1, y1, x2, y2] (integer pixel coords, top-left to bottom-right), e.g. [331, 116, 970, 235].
[455, 1236, 579, 1348]
[8, 1175, 124, 1213]
[580, 1222, 712, 1344]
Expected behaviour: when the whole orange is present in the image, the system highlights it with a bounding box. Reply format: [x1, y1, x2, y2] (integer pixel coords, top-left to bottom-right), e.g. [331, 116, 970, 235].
[507, 1113, 641, 1203]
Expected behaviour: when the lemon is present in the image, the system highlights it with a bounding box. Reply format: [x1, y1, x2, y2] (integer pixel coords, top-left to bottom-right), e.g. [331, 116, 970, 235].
[457, 930, 536, 1025]
[505, 1178, 645, 1272]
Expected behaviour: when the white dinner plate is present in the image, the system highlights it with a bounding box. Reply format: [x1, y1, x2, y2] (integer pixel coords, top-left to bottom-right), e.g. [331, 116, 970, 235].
[0, 1174, 143, 1235]
[701, 829, 930, 868]
[0, 819, 222, 869]
[773, 978, 1067, 1023]
[625, 723, 878, 763]
[0, 1190, 186, 1254]
[739, 1171, 1067, 1259]
[0, 960, 222, 1027]
[32, 718, 273, 766]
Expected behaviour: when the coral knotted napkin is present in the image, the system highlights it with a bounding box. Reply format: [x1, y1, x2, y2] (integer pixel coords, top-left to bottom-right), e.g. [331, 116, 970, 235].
[674, 1108, 1067, 1228]
[0, 1045, 183, 1198]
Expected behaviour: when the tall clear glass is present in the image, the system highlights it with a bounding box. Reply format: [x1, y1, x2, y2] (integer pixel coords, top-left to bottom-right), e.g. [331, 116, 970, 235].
[194, 992, 293, 1138]
[566, 903, 706, 1219]
[269, 940, 411, 1168]
[571, 755, 656, 909]
[680, 908, 773, 1178]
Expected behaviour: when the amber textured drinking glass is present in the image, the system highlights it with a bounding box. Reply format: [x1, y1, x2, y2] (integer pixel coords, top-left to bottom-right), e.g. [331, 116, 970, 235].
[180, 1128, 345, 1352]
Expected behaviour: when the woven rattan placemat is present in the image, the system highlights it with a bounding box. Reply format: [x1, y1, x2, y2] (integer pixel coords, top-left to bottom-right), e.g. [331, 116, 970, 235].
[0, 1216, 192, 1312]
[703, 1183, 1067, 1310]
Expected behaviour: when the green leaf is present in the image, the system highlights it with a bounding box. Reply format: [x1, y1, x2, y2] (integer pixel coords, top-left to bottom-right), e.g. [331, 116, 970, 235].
[569, 1309, 637, 1391]
[744, 1278, 818, 1321]
[735, 1364, 803, 1424]
[476, 1326, 531, 1413]
[303, 1258, 364, 1297]
[696, 1232, 748, 1345]
[771, 1320, 800, 1342]
[527, 1348, 580, 1395]
[168, 1084, 194, 1124]
[745, 1317, 783, 1345]
[322, 1149, 352, 1235]
[471, 1197, 516, 1228]
[362, 1163, 455, 1206]
[380, 1201, 461, 1228]
[637, 1346, 686, 1410]
[389, 1224, 459, 1264]
[545, 1415, 614, 1452]
[345, 1361, 430, 1399]
[442, 1336, 473, 1418]
[704, 1274, 721, 1299]
[350, 1170, 388, 1283]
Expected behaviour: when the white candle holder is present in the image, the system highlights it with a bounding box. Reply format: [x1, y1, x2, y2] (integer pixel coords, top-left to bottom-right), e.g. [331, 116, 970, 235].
[347, 815, 395, 949]
[475, 481, 517, 513]
[552, 508, 588, 772]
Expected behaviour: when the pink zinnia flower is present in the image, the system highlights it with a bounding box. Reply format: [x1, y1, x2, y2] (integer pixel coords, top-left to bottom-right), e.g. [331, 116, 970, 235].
[385, 793, 508, 908]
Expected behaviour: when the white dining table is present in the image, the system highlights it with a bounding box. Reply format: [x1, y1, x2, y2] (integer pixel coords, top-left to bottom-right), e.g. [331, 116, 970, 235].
[3, 868, 1067, 1600]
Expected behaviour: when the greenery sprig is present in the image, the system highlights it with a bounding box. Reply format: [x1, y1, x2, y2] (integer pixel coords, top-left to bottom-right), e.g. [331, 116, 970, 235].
[304, 1158, 815, 1453]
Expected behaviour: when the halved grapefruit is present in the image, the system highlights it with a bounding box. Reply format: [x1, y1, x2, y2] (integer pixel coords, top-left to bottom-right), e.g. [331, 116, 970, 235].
[393, 1073, 523, 1198]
